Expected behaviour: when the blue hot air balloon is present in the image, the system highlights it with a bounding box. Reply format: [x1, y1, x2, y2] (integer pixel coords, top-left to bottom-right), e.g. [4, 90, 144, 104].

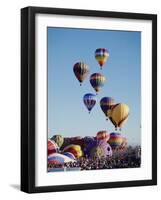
[90, 73, 106, 94]
[83, 93, 97, 113]
[100, 97, 115, 119]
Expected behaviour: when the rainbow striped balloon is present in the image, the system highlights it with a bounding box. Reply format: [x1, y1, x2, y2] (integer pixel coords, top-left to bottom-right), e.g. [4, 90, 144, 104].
[48, 139, 59, 155]
[108, 132, 123, 148]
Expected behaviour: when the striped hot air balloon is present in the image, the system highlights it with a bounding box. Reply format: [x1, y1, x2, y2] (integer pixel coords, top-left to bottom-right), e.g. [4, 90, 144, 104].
[96, 130, 110, 142]
[110, 103, 130, 130]
[100, 97, 115, 119]
[95, 48, 109, 69]
[63, 144, 83, 158]
[48, 139, 59, 155]
[48, 153, 75, 165]
[73, 62, 89, 85]
[108, 132, 123, 148]
[83, 93, 97, 113]
[90, 73, 106, 94]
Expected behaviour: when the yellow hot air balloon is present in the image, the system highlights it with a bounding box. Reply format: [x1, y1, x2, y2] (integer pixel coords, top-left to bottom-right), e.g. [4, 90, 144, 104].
[63, 144, 83, 158]
[111, 103, 129, 130]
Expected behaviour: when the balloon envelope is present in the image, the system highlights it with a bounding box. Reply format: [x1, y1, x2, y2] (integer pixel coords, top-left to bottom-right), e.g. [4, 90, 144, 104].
[90, 73, 106, 93]
[63, 144, 83, 158]
[50, 135, 64, 148]
[96, 130, 110, 142]
[100, 97, 115, 118]
[111, 103, 130, 129]
[48, 153, 75, 165]
[63, 152, 76, 160]
[48, 139, 58, 155]
[73, 62, 89, 85]
[83, 93, 97, 113]
[108, 132, 123, 148]
[86, 140, 112, 158]
[95, 48, 109, 69]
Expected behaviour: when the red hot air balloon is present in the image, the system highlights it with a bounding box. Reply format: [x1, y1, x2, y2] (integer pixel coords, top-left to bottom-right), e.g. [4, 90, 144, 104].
[48, 139, 59, 155]
[96, 130, 110, 142]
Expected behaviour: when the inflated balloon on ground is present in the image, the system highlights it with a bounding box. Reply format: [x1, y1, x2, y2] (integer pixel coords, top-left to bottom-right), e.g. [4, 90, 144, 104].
[108, 133, 123, 148]
[63, 152, 76, 160]
[48, 139, 59, 155]
[96, 130, 110, 142]
[85, 140, 112, 158]
[63, 144, 83, 158]
[51, 134, 64, 148]
[48, 153, 75, 165]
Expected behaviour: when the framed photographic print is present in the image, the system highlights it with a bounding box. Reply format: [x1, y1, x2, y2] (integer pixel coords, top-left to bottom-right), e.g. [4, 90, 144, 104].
[21, 6, 157, 193]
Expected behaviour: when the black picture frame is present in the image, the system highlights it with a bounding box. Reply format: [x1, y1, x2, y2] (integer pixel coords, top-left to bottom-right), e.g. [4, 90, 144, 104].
[21, 6, 157, 193]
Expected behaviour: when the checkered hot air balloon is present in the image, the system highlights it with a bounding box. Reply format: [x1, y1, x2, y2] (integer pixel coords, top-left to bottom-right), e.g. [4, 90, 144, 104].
[83, 93, 97, 113]
[73, 62, 89, 86]
[95, 48, 109, 69]
[90, 73, 106, 94]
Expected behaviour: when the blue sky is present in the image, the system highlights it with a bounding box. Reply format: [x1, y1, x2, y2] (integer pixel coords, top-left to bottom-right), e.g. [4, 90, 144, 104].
[47, 27, 141, 146]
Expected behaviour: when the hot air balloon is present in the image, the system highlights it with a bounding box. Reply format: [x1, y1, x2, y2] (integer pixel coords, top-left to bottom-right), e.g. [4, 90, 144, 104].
[86, 140, 112, 158]
[63, 152, 76, 160]
[108, 132, 123, 148]
[95, 48, 109, 69]
[90, 73, 106, 94]
[63, 144, 83, 158]
[83, 93, 97, 113]
[48, 153, 75, 165]
[48, 139, 59, 155]
[51, 134, 64, 148]
[110, 103, 129, 130]
[100, 97, 115, 119]
[73, 62, 89, 85]
[96, 130, 110, 142]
